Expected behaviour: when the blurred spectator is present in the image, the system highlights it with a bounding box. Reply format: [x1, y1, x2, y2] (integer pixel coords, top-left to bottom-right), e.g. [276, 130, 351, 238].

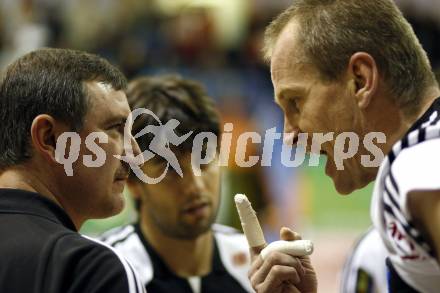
[0, 0, 50, 67]
[395, 0, 440, 69]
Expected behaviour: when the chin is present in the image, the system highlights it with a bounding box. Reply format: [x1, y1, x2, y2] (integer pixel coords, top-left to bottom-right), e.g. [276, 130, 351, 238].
[332, 174, 357, 195]
[335, 184, 355, 195]
[98, 194, 125, 218]
[112, 194, 126, 213]
[180, 225, 211, 240]
[334, 174, 372, 195]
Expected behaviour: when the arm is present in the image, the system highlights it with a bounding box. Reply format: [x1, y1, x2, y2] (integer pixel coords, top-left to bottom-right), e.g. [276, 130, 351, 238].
[389, 139, 440, 260]
[408, 189, 440, 262]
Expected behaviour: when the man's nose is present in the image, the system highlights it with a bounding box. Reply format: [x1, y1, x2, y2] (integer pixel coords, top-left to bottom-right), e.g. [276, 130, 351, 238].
[121, 135, 144, 166]
[184, 169, 205, 196]
[130, 135, 142, 158]
[283, 118, 299, 146]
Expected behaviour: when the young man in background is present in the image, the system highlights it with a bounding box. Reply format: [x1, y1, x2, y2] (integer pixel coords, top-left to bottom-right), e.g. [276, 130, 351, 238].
[102, 75, 253, 293]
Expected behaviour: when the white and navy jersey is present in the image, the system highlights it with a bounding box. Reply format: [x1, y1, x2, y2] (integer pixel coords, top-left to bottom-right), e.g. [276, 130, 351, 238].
[0, 189, 145, 293]
[100, 223, 253, 293]
[341, 228, 388, 293]
[371, 97, 440, 292]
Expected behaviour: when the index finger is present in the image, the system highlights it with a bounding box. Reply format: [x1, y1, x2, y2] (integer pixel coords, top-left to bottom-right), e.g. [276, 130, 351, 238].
[234, 194, 267, 259]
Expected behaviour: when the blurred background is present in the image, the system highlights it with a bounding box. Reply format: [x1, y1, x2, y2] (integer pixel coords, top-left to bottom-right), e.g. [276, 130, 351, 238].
[1, 0, 439, 291]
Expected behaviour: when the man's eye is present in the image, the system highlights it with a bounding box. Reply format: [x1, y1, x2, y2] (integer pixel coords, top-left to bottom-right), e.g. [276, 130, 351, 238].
[289, 99, 299, 112]
[110, 123, 125, 133]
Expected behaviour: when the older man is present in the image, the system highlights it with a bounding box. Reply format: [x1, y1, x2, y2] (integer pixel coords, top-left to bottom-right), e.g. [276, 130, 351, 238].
[0, 48, 144, 293]
[250, 0, 440, 292]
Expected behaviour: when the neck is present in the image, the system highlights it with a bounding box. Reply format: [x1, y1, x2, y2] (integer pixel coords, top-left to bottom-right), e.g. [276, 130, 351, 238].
[0, 164, 59, 202]
[0, 164, 83, 229]
[139, 216, 213, 278]
[378, 87, 440, 156]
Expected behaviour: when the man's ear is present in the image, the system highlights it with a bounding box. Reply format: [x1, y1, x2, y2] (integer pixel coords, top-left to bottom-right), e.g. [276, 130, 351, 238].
[347, 52, 379, 109]
[30, 115, 68, 164]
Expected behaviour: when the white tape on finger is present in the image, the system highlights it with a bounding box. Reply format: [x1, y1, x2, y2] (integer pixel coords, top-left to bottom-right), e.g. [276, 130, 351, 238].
[234, 193, 266, 248]
[235, 193, 314, 259]
[260, 240, 314, 260]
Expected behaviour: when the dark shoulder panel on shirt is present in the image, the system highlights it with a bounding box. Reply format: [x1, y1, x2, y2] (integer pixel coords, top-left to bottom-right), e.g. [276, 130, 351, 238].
[42, 232, 142, 293]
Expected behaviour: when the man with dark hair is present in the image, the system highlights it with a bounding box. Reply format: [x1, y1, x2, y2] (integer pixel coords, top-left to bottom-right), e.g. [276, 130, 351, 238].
[0, 48, 145, 293]
[101, 75, 253, 293]
[245, 0, 440, 292]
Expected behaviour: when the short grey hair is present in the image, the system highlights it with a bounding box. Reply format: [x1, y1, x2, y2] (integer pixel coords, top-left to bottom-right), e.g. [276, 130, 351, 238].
[264, 0, 438, 113]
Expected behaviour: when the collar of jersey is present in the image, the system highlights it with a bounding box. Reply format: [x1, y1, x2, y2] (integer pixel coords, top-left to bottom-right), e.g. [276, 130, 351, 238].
[406, 96, 440, 134]
[133, 223, 227, 279]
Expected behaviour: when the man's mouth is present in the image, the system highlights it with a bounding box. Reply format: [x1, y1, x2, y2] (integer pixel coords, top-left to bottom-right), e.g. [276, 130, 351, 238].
[182, 201, 210, 216]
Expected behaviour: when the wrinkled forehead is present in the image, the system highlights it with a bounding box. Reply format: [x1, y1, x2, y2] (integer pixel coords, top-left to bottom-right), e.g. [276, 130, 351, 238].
[270, 22, 306, 77]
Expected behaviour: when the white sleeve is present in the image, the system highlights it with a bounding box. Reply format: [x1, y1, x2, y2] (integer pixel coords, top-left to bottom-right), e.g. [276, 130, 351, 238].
[341, 229, 388, 293]
[390, 138, 440, 220]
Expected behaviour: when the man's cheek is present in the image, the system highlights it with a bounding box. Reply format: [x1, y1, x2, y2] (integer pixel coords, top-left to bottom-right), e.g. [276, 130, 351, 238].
[83, 132, 108, 168]
[108, 137, 125, 160]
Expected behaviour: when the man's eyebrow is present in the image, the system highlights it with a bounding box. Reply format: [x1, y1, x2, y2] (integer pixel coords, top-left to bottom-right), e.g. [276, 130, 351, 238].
[104, 115, 128, 126]
[274, 87, 304, 103]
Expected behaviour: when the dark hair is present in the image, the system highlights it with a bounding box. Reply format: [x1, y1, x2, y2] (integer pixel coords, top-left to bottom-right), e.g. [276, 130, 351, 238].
[126, 74, 220, 180]
[0, 48, 127, 169]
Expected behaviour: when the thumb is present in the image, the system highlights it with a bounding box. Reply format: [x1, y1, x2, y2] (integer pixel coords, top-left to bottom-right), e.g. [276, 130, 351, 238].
[251, 227, 300, 259]
[280, 227, 302, 241]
